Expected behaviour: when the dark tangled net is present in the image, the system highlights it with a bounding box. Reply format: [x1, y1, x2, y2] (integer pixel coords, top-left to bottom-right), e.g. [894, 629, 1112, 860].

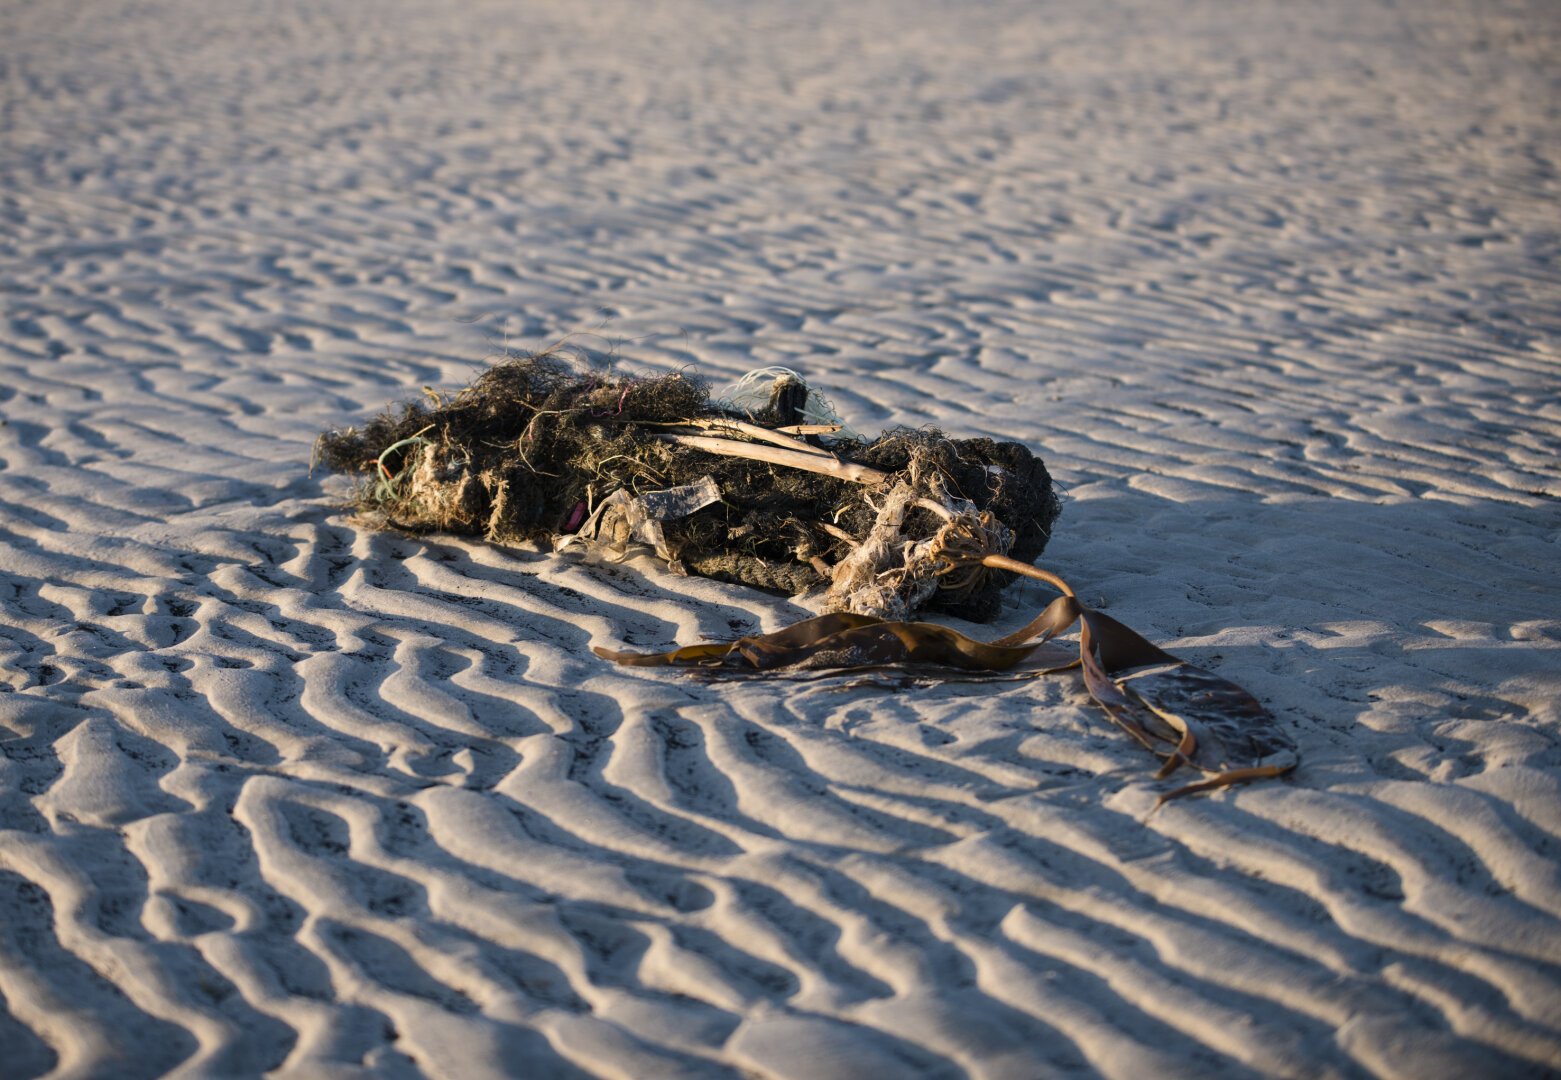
[315, 353, 1062, 621]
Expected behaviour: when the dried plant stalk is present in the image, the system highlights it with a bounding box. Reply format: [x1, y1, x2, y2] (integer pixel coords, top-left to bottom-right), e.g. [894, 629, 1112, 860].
[675, 417, 836, 457]
[655, 433, 890, 485]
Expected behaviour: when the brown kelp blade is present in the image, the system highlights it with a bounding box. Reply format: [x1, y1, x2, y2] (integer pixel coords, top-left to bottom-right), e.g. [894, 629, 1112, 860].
[597, 571, 1296, 802]
[595, 610, 1051, 672]
[592, 639, 739, 667]
[775, 621, 1045, 671]
[592, 612, 884, 668]
[1077, 611, 1184, 754]
[991, 594, 1085, 648]
[1078, 609, 1298, 802]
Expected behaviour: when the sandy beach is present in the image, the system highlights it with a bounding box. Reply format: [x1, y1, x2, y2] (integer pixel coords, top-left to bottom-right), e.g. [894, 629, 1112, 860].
[3, 0, 1560, 1075]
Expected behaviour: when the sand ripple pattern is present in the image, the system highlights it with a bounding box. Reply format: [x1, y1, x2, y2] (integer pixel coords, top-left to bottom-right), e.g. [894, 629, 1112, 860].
[3, 1, 1560, 1076]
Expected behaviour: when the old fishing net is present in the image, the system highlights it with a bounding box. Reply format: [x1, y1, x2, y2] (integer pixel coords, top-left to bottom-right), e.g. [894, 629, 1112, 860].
[314, 352, 1062, 622]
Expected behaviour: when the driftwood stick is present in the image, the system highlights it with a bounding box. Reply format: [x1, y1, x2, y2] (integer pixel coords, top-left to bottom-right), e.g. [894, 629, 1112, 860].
[657, 434, 890, 486]
[775, 423, 843, 436]
[675, 417, 834, 457]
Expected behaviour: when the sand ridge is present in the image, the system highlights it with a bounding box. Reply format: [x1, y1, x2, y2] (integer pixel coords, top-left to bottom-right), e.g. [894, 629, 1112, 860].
[2, 0, 1560, 1076]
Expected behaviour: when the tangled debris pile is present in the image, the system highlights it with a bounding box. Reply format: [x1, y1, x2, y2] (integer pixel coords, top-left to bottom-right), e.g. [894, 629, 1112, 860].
[315, 352, 1061, 621]
[317, 351, 1297, 801]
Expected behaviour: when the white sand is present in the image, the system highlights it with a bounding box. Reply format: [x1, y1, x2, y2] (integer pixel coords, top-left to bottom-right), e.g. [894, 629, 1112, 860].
[3, 0, 1560, 1075]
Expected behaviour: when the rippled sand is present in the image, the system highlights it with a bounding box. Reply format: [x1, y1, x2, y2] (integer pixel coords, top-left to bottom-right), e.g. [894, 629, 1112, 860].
[2, 1, 1559, 1076]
